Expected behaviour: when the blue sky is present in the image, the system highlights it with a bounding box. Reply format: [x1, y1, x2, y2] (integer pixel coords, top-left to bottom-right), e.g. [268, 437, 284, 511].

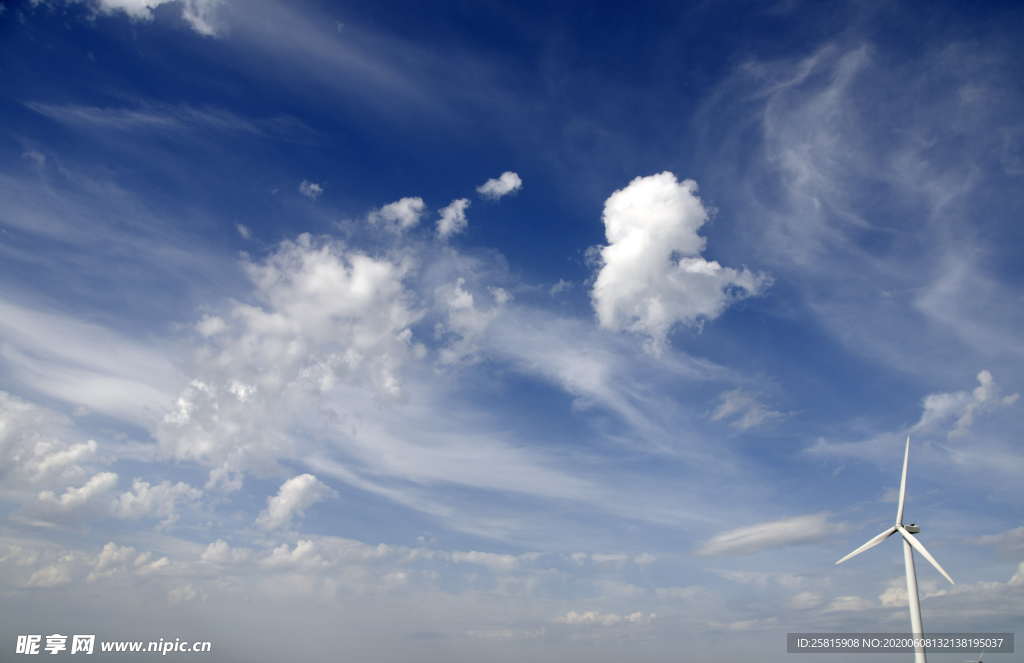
[1, 0, 1023, 660]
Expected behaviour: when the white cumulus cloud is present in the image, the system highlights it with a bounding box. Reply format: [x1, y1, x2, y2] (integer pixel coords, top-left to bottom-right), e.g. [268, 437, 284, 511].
[256, 474, 334, 530]
[112, 479, 201, 524]
[261, 539, 325, 568]
[200, 539, 251, 564]
[195, 314, 226, 337]
[88, 542, 169, 582]
[369, 196, 425, 232]
[299, 180, 323, 199]
[37, 472, 119, 513]
[158, 233, 420, 481]
[436, 198, 470, 239]
[913, 369, 1018, 438]
[476, 171, 522, 199]
[591, 172, 769, 353]
[26, 563, 73, 588]
[92, 0, 222, 36]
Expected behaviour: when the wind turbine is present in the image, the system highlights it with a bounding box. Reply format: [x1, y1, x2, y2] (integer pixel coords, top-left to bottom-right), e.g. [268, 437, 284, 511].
[835, 435, 955, 663]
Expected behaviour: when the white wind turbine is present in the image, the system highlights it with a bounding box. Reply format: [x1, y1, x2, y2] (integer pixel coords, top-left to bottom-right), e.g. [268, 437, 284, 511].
[835, 435, 955, 663]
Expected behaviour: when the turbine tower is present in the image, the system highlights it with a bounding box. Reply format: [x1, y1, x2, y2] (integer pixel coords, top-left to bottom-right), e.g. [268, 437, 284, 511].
[835, 435, 955, 663]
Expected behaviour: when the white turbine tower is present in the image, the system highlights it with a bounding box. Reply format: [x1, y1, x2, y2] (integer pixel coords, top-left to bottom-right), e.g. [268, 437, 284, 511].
[835, 435, 955, 663]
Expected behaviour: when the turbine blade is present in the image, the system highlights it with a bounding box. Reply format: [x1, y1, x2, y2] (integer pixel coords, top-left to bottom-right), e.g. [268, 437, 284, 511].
[898, 526, 955, 584]
[835, 526, 897, 565]
[896, 435, 910, 525]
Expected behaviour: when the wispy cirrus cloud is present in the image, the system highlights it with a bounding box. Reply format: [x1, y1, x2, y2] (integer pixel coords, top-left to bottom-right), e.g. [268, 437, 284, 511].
[696, 513, 834, 556]
[699, 37, 1024, 380]
[0, 299, 181, 426]
[710, 389, 785, 431]
[26, 101, 315, 141]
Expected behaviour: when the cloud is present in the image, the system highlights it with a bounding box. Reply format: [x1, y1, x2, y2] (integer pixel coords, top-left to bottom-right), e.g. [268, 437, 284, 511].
[716, 570, 811, 590]
[0, 391, 98, 486]
[298, 180, 323, 199]
[26, 102, 312, 141]
[26, 564, 73, 588]
[0, 532, 740, 657]
[168, 583, 203, 604]
[549, 279, 572, 296]
[179, 0, 221, 35]
[913, 370, 1018, 438]
[436, 198, 470, 239]
[152, 230, 615, 539]
[449, 551, 522, 572]
[466, 627, 545, 641]
[91, 0, 223, 36]
[434, 277, 509, 365]
[698, 38, 1024, 385]
[696, 513, 831, 556]
[0, 299, 180, 426]
[476, 171, 522, 199]
[654, 586, 703, 600]
[825, 595, 874, 612]
[368, 197, 426, 232]
[788, 591, 825, 610]
[1011, 561, 1024, 586]
[261, 539, 326, 568]
[710, 389, 784, 430]
[195, 314, 227, 337]
[554, 610, 655, 626]
[3, 15, 1022, 656]
[809, 369, 1021, 481]
[88, 542, 170, 582]
[112, 479, 201, 524]
[974, 527, 1024, 551]
[93, 0, 173, 19]
[22, 150, 45, 167]
[256, 474, 334, 530]
[200, 540, 251, 564]
[878, 577, 911, 607]
[37, 472, 119, 513]
[2, 155, 757, 549]
[159, 233, 420, 476]
[236, 223, 252, 239]
[31, 441, 97, 480]
[591, 172, 770, 353]
[706, 617, 778, 632]
[908, 568, 1024, 622]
